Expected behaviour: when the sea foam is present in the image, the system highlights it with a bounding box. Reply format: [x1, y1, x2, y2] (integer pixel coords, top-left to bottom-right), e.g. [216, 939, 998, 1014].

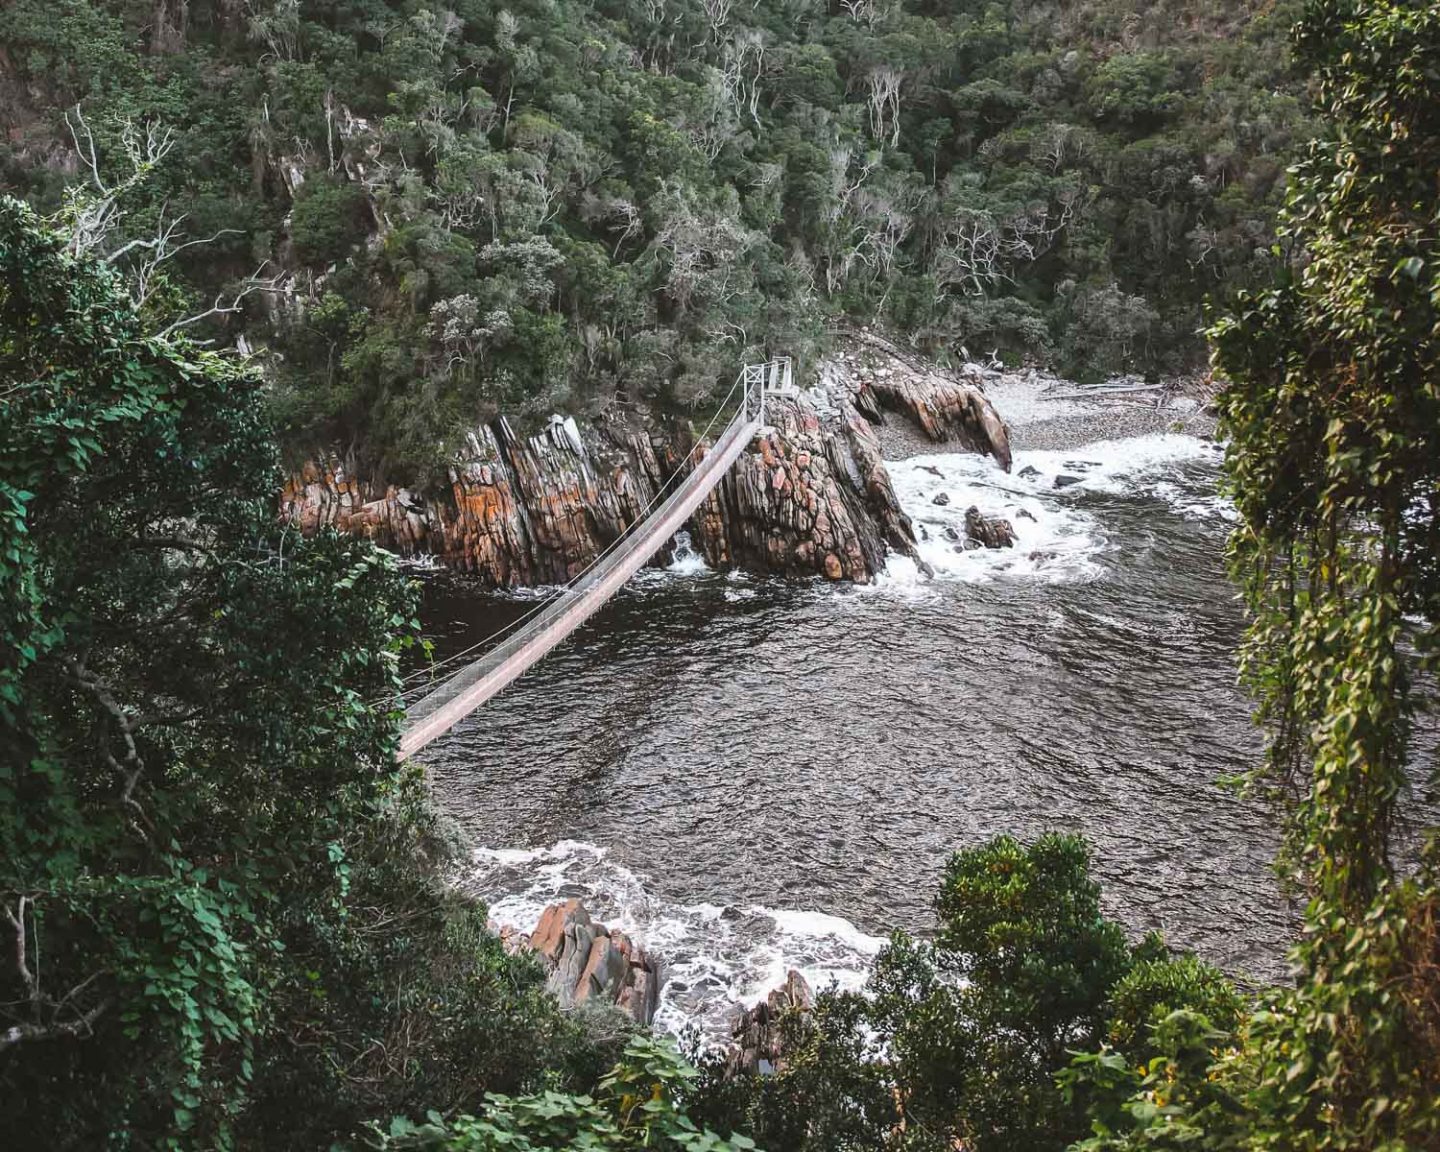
[879, 433, 1228, 590]
[468, 839, 886, 1040]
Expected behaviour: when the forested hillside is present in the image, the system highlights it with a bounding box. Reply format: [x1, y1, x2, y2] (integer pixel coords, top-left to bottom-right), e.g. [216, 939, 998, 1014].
[7, 2, 1440, 1148]
[1, 0, 1306, 478]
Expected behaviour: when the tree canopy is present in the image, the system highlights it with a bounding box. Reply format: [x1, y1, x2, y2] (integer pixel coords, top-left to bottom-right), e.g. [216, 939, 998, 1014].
[1, 0, 1308, 479]
[0, 197, 611, 1149]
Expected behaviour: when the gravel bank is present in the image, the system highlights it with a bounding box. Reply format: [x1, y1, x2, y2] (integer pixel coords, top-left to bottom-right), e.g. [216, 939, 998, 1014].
[874, 362, 1218, 460]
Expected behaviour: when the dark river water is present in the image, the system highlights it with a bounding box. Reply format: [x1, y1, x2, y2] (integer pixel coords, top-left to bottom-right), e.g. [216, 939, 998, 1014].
[412, 430, 1294, 1033]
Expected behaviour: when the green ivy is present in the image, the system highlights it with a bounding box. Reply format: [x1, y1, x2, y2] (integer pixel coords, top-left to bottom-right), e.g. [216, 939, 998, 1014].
[0, 198, 601, 1149]
[375, 1036, 759, 1152]
[1063, 3, 1440, 1146]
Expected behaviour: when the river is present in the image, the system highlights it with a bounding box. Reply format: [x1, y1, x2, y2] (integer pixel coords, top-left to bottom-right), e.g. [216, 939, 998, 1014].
[414, 381, 1293, 1036]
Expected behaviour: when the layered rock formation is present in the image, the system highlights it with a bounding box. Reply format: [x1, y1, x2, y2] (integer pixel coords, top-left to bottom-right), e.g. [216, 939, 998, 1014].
[282, 338, 1013, 585]
[727, 969, 814, 1076]
[828, 330, 1013, 470]
[282, 413, 671, 585]
[434, 414, 669, 585]
[501, 899, 662, 1026]
[690, 389, 922, 582]
[281, 459, 432, 555]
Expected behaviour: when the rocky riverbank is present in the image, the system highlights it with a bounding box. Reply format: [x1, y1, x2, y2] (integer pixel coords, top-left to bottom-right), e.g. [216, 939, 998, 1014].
[501, 897, 819, 1069]
[967, 364, 1220, 455]
[281, 335, 1012, 584]
[499, 899, 663, 1026]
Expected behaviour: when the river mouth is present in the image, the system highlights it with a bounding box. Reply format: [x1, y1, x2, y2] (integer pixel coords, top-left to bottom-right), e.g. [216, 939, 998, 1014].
[416, 396, 1294, 1038]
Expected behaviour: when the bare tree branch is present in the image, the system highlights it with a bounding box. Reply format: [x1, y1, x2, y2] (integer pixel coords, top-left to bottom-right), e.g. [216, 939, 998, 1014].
[158, 266, 288, 340]
[0, 1000, 111, 1051]
[1, 898, 111, 1052]
[60, 108, 177, 258]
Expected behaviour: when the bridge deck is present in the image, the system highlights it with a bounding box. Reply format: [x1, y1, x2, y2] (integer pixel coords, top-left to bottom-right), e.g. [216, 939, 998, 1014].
[399, 411, 760, 758]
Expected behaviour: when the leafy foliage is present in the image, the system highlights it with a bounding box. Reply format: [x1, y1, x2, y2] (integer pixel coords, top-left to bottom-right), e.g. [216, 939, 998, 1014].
[691, 834, 1239, 1152]
[1064, 2, 1440, 1147]
[1206, 0, 1440, 1144]
[0, 198, 599, 1150]
[1, 0, 1309, 479]
[375, 1035, 758, 1151]
[290, 177, 371, 267]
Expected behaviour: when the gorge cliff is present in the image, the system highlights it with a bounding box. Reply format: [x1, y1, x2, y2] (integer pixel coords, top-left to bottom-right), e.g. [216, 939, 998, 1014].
[282, 335, 1011, 585]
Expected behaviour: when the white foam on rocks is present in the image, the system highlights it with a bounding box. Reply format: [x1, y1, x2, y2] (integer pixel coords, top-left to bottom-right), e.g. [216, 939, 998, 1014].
[468, 839, 886, 1041]
[878, 433, 1229, 590]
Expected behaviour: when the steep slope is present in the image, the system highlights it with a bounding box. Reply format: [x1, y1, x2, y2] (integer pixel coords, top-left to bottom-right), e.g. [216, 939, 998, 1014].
[2, 0, 1305, 484]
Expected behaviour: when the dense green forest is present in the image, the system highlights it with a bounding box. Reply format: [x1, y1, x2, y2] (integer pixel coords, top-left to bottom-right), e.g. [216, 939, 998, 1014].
[5, 0, 1440, 1149]
[1, 0, 1306, 478]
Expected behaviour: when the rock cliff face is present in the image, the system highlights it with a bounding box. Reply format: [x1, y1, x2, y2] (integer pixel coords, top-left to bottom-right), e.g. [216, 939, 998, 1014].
[689, 388, 921, 582]
[828, 330, 1013, 469]
[281, 339, 1012, 585]
[281, 412, 671, 586]
[434, 414, 669, 585]
[726, 969, 814, 1076]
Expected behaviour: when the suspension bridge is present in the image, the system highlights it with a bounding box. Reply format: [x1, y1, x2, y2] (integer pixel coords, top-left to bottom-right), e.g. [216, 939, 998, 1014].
[398, 359, 794, 758]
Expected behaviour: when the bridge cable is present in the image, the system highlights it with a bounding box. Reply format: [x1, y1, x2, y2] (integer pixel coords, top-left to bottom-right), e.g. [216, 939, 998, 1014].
[394, 372, 751, 698]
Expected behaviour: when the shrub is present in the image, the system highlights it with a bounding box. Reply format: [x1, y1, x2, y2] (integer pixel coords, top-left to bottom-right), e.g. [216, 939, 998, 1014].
[291, 178, 370, 267]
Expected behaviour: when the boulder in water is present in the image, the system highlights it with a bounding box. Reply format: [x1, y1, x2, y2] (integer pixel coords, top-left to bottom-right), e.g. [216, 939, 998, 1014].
[513, 899, 662, 1025]
[965, 506, 1016, 549]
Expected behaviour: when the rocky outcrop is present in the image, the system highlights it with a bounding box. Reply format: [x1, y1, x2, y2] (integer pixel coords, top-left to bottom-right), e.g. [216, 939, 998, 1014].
[281, 458, 432, 554]
[965, 506, 1016, 549]
[727, 969, 813, 1076]
[436, 414, 669, 585]
[690, 389, 922, 583]
[283, 391, 931, 585]
[282, 337, 1013, 585]
[503, 899, 662, 1026]
[827, 330, 1013, 470]
[281, 412, 672, 586]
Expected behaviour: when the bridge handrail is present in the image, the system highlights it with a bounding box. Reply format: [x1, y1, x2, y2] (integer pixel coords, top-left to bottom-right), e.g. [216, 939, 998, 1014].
[396, 364, 770, 697]
[398, 406, 761, 757]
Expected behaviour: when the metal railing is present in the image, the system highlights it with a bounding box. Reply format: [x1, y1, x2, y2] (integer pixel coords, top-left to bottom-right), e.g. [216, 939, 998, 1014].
[741, 356, 793, 426]
[398, 361, 795, 758]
